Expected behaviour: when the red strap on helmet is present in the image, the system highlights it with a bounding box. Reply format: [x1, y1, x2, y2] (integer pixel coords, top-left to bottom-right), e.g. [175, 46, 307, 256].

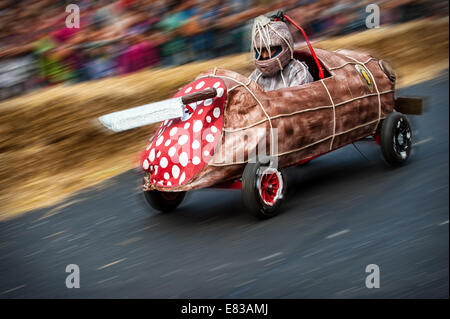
[276, 14, 325, 80]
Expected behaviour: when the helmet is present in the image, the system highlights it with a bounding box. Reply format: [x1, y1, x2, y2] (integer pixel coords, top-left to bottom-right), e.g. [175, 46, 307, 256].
[251, 16, 294, 76]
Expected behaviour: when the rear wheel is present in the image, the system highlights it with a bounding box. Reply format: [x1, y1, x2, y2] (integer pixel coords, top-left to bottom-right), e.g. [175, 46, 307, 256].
[242, 157, 286, 219]
[143, 190, 186, 213]
[380, 112, 412, 166]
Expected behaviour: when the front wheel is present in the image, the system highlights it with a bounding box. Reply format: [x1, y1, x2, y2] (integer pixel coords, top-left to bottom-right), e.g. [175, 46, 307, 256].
[143, 190, 186, 213]
[242, 157, 287, 219]
[380, 112, 412, 166]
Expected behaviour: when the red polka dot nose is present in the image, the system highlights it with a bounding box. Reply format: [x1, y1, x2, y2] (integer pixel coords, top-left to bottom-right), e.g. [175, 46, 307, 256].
[141, 77, 226, 187]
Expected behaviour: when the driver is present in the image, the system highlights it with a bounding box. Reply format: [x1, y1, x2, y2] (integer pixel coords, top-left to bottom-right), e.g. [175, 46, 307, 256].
[249, 15, 313, 91]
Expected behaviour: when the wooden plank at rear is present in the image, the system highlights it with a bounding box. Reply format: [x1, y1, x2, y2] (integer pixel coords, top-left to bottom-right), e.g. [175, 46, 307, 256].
[395, 97, 423, 115]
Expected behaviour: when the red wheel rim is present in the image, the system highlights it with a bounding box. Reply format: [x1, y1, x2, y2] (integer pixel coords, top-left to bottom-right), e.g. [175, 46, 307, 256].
[258, 168, 283, 206]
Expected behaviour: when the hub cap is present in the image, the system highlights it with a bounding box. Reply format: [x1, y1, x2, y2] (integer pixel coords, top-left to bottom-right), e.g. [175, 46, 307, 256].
[257, 168, 283, 206]
[393, 117, 412, 159]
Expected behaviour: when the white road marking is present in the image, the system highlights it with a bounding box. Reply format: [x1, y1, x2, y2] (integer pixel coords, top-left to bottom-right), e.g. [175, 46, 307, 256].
[2, 284, 26, 295]
[302, 248, 325, 258]
[413, 137, 434, 146]
[56, 245, 79, 254]
[97, 258, 126, 270]
[209, 263, 232, 272]
[115, 237, 143, 246]
[24, 250, 44, 258]
[326, 229, 350, 239]
[37, 199, 83, 221]
[258, 252, 283, 261]
[207, 273, 228, 282]
[264, 258, 285, 267]
[67, 233, 88, 242]
[42, 230, 66, 240]
[27, 221, 49, 230]
[95, 216, 117, 225]
[97, 276, 118, 284]
[130, 225, 158, 234]
[438, 220, 449, 226]
[160, 269, 182, 278]
[234, 279, 256, 288]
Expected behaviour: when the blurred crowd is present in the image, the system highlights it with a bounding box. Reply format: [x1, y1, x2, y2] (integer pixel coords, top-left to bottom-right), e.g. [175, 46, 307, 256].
[0, 0, 448, 100]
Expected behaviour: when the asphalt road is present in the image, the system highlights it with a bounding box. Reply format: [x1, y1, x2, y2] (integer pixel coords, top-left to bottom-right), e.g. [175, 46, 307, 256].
[1, 72, 448, 298]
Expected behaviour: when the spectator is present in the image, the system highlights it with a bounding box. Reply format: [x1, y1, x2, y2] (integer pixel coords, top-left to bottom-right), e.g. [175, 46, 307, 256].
[0, 0, 447, 100]
[156, 0, 196, 66]
[183, 0, 221, 61]
[117, 32, 161, 74]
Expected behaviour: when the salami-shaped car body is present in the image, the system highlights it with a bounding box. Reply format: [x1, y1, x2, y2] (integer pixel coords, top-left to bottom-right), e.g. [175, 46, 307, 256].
[137, 48, 420, 218]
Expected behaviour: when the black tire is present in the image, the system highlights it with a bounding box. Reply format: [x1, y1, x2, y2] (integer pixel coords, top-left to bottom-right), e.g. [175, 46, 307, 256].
[301, 158, 312, 165]
[380, 112, 412, 166]
[242, 157, 287, 219]
[143, 190, 186, 213]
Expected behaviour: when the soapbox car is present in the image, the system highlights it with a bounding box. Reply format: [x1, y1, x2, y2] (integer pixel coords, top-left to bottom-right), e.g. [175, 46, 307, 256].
[98, 14, 423, 219]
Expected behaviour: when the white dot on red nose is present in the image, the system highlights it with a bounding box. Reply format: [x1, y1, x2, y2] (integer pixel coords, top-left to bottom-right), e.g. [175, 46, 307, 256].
[192, 140, 200, 149]
[169, 127, 177, 136]
[195, 81, 205, 89]
[156, 136, 164, 146]
[204, 150, 210, 156]
[164, 139, 171, 147]
[204, 99, 212, 106]
[168, 146, 176, 157]
[192, 156, 200, 165]
[206, 116, 211, 123]
[179, 172, 186, 184]
[211, 126, 217, 133]
[206, 134, 214, 142]
[213, 81, 221, 88]
[167, 181, 172, 186]
[149, 149, 155, 161]
[185, 86, 192, 93]
[184, 122, 190, 129]
[156, 150, 161, 158]
[198, 109, 203, 115]
[178, 135, 188, 145]
[160, 157, 168, 168]
[216, 87, 224, 97]
[179, 152, 188, 167]
[143, 159, 149, 170]
[172, 165, 180, 178]
[193, 120, 203, 132]
[164, 172, 170, 180]
[213, 107, 220, 118]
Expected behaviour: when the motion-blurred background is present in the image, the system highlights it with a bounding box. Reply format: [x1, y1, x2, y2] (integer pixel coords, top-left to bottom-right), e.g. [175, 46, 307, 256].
[0, 0, 448, 99]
